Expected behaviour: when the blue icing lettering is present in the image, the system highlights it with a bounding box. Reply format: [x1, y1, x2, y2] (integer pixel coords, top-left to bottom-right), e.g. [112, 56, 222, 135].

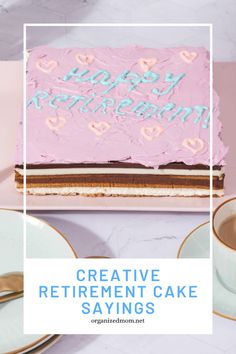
[142, 71, 160, 84]
[202, 111, 210, 129]
[63, 67, 184, 98]
[115, 98, 134, 115]
[89, 70, 111, 85]
[152, 73, 185, 96]
[181, 107, 193, 122]
[27, 90, 49, 109]
[102, 70, 130, 94]
[125, 72, 143, 92]
[132, 101, 159, 119]
[158, 103, 175, 118]
[28, 74, 210, 130]
[168, 106, 193, 122]
[49, 94, 69, 109]
[193, 105, 208, 124]
[64, 67, 112, 87]
[93, 97, 115, 114]
[80, 93, 96, 112]
[168, 107, 183, 121]
[103, 70, 159, 94]
[127, 71, 159, 92]
[67, 95, 85, 109]
[63, 67, 89, 82]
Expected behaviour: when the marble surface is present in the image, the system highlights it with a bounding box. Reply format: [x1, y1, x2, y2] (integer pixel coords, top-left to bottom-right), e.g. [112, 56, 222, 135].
[30, 211, 236, 354]
[33, 211, 208, 259]
[0, 0, 235, 61]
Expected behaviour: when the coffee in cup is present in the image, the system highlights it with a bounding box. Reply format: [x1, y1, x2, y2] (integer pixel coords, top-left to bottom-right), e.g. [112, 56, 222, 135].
[218, 214, 236, 250]
[213, 198, 236, 293]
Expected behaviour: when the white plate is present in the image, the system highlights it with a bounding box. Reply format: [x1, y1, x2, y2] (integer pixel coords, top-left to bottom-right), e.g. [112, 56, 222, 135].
[0, 209, 76, 354]
[178, 221, 236, 321]
[0, 61, 234, 212]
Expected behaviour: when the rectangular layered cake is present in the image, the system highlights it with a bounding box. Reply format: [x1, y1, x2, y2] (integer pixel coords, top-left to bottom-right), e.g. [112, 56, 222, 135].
[15, 46, 227, 196]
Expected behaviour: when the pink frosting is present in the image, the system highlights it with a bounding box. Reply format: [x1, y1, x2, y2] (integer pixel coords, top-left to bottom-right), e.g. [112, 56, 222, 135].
[16, 46, 227, 167]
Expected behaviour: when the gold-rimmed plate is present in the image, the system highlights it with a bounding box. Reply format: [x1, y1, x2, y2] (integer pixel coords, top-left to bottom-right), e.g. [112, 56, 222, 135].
[0, 209, 76, 353]
[23, 335, 61, 354]
[177, 221, 210, 259]
[177, 221, 236, 321]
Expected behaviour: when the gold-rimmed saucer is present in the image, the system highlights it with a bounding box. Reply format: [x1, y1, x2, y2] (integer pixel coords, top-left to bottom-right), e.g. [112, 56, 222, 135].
[22, 335, 62, 354]
[177, 221, 236, 321]
[0, 209, 76, 353]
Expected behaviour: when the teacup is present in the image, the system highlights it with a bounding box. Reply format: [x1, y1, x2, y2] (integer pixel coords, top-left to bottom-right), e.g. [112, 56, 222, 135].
[213, 198, 236, 293]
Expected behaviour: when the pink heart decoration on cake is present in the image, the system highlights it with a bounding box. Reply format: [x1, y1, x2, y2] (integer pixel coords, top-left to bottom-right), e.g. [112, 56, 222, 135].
[88, 121, 111, 136]
[139, 58, 157, 72]
[182, 138, 204, 154]
[36, 59, 58, 73]
[180, 50, 198, 63]
[140, 125, 163, 141]
[46, 116, 66, 131]
[76, 54, 95, 65]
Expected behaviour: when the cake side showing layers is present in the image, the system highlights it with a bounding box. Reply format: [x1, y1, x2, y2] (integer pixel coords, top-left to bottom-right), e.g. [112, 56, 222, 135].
[15, 46, 228, 196]
[15, 163, 225, 197]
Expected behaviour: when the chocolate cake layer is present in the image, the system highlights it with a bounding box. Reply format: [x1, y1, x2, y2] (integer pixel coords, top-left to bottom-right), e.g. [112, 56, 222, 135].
[15, 173, 224, 190]
[15, 162, 222, 171]
[15, 161, 225, 197]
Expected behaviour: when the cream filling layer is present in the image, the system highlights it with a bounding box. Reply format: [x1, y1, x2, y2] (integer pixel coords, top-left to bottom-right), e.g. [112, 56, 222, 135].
[16, 167, 224, 177]
[20, 186, 223, 197]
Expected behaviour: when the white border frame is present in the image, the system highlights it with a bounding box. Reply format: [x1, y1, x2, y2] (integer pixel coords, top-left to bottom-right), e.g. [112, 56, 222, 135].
[23, 23, 213, 331]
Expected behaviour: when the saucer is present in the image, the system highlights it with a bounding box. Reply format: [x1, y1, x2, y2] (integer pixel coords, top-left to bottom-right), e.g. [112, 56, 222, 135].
[23, 335, 61, 354]
[0, 209, 76, 353]
[178, 221, 236, 321]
